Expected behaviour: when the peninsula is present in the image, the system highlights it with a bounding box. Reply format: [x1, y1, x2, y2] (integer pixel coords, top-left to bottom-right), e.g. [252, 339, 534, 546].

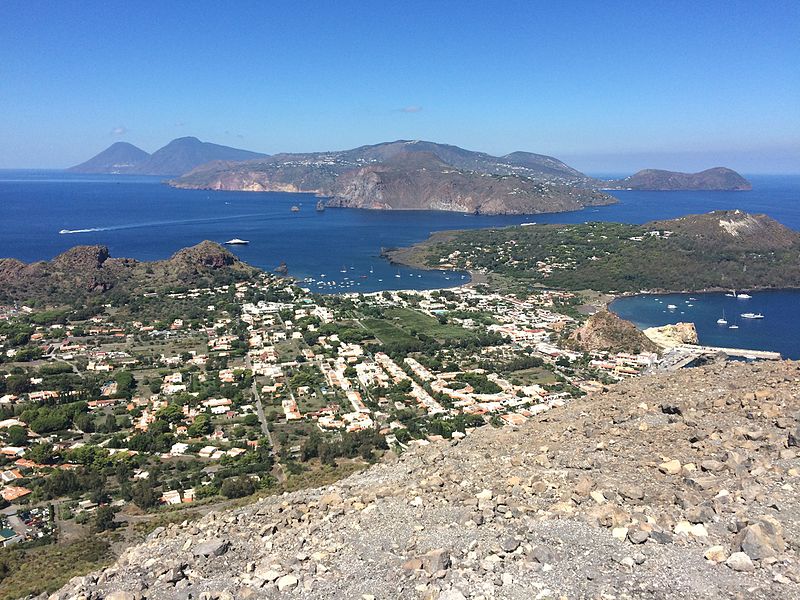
[386, 210, 800, 293]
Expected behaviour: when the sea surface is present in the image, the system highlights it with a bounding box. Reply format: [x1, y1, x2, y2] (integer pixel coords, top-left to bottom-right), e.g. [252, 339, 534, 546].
[610, 290, 800, 360]
[1, 170, 798, 355]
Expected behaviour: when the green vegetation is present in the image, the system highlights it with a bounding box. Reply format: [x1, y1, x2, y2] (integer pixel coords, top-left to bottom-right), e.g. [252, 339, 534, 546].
[383, 307, 474, 342]
[0, 537, 112, 600]
[408, 215, 800, 293]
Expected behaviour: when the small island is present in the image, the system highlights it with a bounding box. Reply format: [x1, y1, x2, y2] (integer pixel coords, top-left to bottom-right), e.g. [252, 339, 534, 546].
[604, 167, 751, 191]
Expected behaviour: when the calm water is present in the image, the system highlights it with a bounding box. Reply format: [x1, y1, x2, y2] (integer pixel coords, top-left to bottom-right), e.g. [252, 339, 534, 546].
[1, 170, 799, 355]
[610, 290, 800, 359]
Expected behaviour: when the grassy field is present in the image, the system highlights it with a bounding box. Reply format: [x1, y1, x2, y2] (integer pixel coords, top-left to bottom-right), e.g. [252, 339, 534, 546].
[507, 367, 558, 386]
[361, 317, 419, 346]
[383, 308, 475, 342]
[0, 537, 112, 600]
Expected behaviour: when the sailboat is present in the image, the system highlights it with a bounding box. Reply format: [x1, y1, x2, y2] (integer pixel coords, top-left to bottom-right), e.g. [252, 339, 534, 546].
[716, 310, 727, 325]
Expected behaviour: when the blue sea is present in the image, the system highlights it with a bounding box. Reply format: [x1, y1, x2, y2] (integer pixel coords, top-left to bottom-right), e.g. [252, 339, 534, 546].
[610, 291, 800, 360]
[1, 171, 799, 356]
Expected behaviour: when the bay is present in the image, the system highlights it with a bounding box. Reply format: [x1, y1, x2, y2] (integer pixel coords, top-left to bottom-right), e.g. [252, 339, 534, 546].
[609, 290, 800, 359]
[1, 170, 798, 355]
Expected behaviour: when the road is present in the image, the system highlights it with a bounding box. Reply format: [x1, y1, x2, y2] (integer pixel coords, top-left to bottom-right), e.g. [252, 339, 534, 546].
[245, 354, 285, 482]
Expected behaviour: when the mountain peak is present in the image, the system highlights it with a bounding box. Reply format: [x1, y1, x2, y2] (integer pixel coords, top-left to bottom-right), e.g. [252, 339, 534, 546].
[67, 142, 150, 174]
[69, 137, 268, 176]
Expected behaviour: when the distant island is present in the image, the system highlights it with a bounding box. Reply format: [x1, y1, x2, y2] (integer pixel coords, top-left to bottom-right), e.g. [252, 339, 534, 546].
[68, 136, 267, 176]
[70, 137, 751, 214]
[387, 210, 798, 293]
[604, 167, 752, 191]
[169, 139, 613, 215]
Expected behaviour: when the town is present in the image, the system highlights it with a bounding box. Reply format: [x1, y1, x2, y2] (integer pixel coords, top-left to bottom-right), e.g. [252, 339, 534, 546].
[0, 272, 661, 577]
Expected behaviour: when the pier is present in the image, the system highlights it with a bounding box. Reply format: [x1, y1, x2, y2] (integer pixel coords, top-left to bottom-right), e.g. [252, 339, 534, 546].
[651, 344, 781, 372]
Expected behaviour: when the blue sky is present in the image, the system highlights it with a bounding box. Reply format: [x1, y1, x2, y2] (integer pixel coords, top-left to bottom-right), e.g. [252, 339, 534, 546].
[1, 1, 798, 173]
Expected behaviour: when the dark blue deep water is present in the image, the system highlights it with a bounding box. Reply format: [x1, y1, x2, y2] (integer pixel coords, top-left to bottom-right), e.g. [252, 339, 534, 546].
[1, 170, 799, 355]
[610, 290, 800, 360]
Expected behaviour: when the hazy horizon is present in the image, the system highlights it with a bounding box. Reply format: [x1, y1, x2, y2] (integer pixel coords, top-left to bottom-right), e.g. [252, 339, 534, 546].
[1, 1, 798, 174]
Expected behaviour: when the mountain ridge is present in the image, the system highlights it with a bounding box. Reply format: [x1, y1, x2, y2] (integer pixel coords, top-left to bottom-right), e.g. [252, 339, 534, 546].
[69, 137, 268, 176]
[171, 140, 614, 215]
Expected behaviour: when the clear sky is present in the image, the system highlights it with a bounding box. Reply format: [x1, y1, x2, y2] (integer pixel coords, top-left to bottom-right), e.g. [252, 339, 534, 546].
[1, 0, 798, 173]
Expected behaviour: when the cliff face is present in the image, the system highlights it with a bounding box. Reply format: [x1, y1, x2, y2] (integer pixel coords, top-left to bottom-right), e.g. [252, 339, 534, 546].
[327, 152, 615, 215]
[607, 168, 752, 191]
[52, 360, 800, 599]
[643, 322, 700, 348]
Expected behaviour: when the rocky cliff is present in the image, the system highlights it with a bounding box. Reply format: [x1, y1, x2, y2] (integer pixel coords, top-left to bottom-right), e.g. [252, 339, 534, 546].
[50, 360, 800, 599]
[0, 241, 257, 304]
[570, 309, 658, 354]
[607, 168, 752, 191]
[327, 152, 613, 215]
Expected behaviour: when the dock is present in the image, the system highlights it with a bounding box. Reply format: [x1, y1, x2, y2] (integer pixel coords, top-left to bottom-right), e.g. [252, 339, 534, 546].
[651, 344, 781, 372]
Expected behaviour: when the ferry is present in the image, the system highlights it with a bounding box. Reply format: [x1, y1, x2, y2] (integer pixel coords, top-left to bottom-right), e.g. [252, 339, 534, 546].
[741, 312, 764, 319]
[225, 238, 249, 245]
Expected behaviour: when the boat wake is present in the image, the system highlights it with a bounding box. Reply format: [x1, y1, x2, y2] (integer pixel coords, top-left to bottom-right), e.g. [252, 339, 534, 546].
[59, 228, 104, 234]
[57, 212, 268, 235]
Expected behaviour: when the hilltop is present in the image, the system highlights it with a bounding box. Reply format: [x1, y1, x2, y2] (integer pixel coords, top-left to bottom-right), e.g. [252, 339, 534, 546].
[50, 359, 800, 599]
[388, 210, 800, 293]
[606, 168, 752, 191]
[69, 137, 267, 176]
[0, 241, 258, 305]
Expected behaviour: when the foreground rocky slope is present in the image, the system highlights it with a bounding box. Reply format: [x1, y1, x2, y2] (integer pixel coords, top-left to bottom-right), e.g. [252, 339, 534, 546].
[52, 360, 800, 599]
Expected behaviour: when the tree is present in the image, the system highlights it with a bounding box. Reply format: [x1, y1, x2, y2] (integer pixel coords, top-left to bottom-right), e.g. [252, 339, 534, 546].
[187, 414, 212, 437]
[93, 506, 117, 532]
[5, 425, 27, 446]
[220, 476, 255, 499]
[131, 479, 157, 509]
[26, 442, 55, 464]
[99, 413, 118, 434]
[73, 413, 94, 433]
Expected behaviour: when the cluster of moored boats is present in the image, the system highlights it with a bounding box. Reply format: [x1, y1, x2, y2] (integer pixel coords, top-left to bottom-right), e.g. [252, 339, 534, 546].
[299, 267, 467, 290]
[654, 290, 764, 330]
